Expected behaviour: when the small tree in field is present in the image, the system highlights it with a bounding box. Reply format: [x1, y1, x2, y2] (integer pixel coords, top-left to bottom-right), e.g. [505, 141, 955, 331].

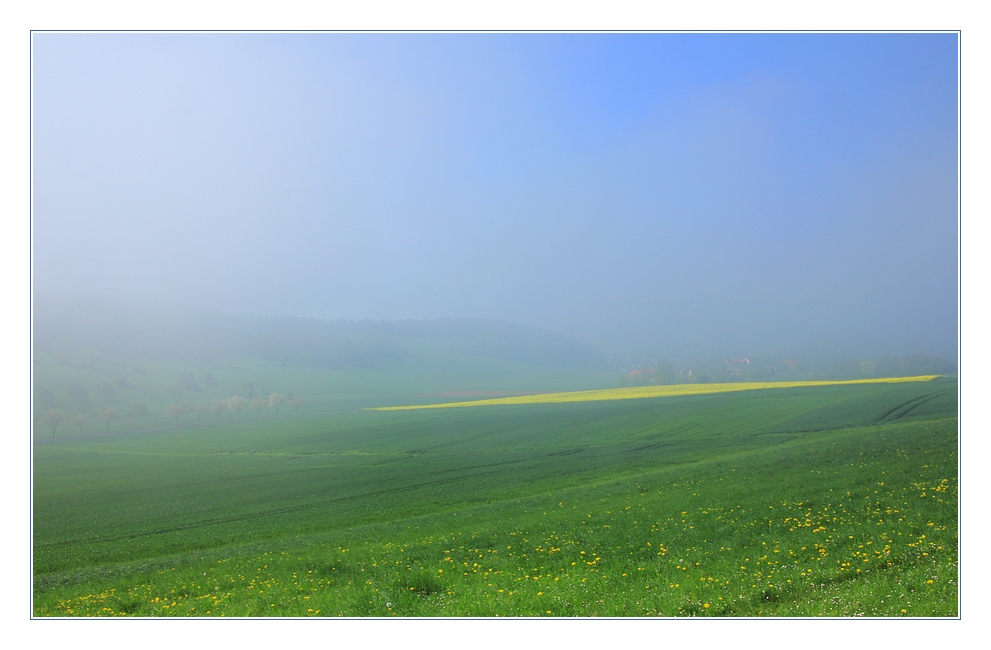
[72, 413, 89, 435]
[290, 395, 304, 413]
[211, 398, 227, 420]
[41, 409, 66, 438]
[100, 408, 119, 432]
[251, 397, 267, 417]
[269, 392, 286, 415]
[228, 395, 248, 419]
[166, 404, 185, 425]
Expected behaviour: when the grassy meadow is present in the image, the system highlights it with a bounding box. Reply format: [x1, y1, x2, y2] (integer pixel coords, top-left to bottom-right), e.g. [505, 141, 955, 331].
[32, 375, 958, 617]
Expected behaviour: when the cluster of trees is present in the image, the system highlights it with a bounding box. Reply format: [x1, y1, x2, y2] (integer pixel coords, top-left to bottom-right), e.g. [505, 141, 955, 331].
[618, 354, 956, 387]
[171, 393, 305, 425]
[820, 355, 955, 380]
[38, 393, 304, 437]
[618, 360, 688, 387]
[40, 407, 118, 437]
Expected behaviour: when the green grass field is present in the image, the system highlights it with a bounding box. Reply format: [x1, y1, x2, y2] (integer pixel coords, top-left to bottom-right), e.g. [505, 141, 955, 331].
[32, 377, 957, 617]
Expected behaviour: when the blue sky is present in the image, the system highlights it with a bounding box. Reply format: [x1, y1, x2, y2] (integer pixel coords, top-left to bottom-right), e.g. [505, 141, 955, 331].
[31, 32, 958, 359]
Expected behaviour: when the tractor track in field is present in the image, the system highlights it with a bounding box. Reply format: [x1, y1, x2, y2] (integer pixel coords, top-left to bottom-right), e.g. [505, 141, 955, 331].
[874, 389, 952, 423]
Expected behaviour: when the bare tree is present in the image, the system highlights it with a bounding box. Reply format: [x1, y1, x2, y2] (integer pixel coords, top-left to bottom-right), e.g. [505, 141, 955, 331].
[269, 392, 286, 415]
[211, 398, 227, 420]
[72, 413, 89, 435]
[166, 404, 185, 425]
[228, 395, 248, 419]
[192, 405, 206, 422]
[251, 397, 267, 417]
[100, 408, 119, 432]
[41, 409, 66, 438]
[289, 395, 304, 413]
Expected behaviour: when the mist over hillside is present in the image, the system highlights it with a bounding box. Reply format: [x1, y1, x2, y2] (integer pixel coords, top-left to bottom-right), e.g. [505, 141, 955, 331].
[32, 33, 957, 373]
[33, 294, 955, 380]
[32, 294, 611, 371]
[31, 293, 954, 438]
[27, 30, 961, 625]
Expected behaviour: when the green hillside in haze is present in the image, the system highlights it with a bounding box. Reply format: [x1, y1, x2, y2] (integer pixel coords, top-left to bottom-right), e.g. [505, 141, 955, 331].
[32, 296, 616, 436]
[33, 378, 957, 617]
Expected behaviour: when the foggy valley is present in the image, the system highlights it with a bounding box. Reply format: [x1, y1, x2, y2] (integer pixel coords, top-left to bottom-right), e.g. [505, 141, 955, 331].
[31, 31, 959, 620]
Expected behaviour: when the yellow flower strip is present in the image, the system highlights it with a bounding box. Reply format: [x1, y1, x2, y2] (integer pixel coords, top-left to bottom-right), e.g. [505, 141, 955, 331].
[365, 376, 944, 411]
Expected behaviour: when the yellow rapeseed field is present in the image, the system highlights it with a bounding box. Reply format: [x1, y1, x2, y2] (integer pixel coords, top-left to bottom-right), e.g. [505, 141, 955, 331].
[366, 376, 943, 411]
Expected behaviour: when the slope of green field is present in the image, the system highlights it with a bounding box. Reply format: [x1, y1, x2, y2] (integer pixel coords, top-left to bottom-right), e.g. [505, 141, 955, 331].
[32, 379, 957, 617]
